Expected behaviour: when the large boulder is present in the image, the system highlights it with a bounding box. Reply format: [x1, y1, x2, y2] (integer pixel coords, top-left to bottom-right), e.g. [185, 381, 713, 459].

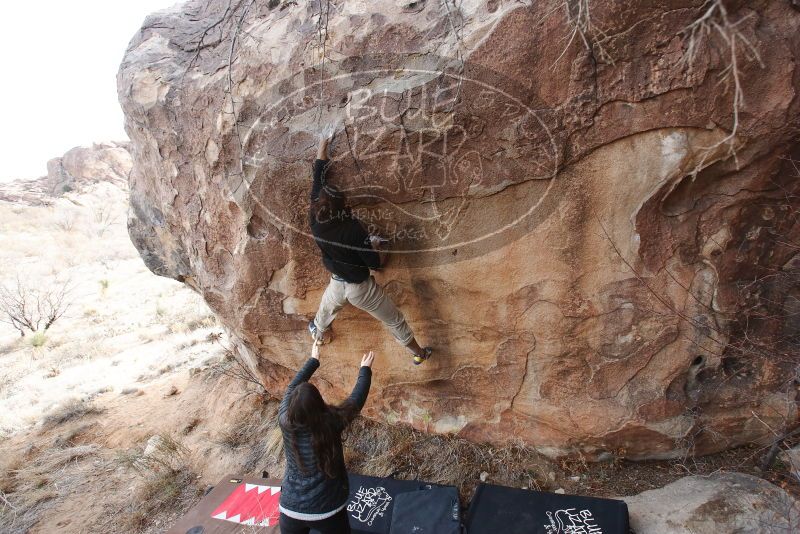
[0, 142, 131, 205]
[623, 472, 800, 533]
[43, 142, 131, 196]
[117, 0, 800, 458]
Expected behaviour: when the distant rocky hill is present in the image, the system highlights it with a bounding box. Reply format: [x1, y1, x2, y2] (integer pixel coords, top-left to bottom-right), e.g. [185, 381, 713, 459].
[0, 142, 131, 205]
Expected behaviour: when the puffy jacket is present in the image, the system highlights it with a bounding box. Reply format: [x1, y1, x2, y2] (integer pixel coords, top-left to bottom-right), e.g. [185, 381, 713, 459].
[279, 358, 371, 515]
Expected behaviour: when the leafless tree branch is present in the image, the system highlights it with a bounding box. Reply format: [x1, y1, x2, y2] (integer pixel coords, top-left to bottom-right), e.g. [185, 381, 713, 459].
[679, 0, 764, 173]
[0, 277, 73, 336]
[208, 334, 268, 396]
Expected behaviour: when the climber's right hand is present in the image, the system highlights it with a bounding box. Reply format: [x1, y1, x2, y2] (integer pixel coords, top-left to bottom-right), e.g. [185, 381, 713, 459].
[360, 351, 375, 368]
[321, 124, 336, 143]
[312, 341, 321, 360]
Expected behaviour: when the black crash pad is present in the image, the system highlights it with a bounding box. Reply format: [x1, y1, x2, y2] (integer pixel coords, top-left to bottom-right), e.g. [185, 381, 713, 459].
[345, 474, 459, 534]
[465, 483, 629, 534]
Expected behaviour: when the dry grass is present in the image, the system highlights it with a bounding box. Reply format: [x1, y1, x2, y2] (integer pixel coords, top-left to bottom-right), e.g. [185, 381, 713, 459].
[214, 400, 284, 474]
[39, 398, 104, 430]
[51, 423, 96, 449]
[343, 417, 553, 500]
[122, 468, 201, 532]
[112, 434, 203, 533]
[342, 415, 800, 502]
[185, 314, 217, 331]
[0, 444, 100, 534]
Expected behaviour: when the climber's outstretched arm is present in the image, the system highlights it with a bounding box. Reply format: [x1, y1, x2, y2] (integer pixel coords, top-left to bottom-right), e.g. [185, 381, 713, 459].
[316, 135, 330, 161]
[346, 351, 374, 411]
[279, 343, 321, 418]
[338, 351, 374, 428]
[311, 134, 333, 201]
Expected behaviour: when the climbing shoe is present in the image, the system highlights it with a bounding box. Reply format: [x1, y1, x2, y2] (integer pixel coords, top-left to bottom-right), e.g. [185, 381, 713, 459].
[413, 347, 433, 365]
[308, 320, 324, 345]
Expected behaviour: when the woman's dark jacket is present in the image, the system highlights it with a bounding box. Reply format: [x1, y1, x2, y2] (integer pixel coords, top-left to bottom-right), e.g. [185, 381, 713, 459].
[279, 357, 371, 515]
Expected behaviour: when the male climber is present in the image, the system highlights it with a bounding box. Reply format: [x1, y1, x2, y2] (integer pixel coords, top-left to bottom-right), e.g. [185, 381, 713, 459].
[307, 128, 432, 365]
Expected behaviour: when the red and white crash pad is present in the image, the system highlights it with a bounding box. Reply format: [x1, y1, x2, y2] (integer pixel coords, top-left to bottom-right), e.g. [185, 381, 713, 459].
[167, 475, 282, 534]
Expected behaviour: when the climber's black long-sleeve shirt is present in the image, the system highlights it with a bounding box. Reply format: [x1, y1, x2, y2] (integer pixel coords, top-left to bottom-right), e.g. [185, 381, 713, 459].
[309, 159, 380, 283]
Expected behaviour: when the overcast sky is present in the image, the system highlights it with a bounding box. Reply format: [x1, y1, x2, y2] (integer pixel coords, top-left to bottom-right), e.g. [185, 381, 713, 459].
[0, 1, 181, 182]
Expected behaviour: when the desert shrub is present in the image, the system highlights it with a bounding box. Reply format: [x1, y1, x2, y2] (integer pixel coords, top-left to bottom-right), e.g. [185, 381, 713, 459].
[54, 211, 78, 232]
[40, 399, 103, 430]
[91, 205, 117, 237]
[207, 340, 267, 397]
[185, 314, 216, 331]
[30, 332, 46, 348]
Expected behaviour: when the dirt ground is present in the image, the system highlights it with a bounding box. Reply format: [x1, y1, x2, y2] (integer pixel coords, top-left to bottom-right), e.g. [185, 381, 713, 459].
[1, 359, 798, 533]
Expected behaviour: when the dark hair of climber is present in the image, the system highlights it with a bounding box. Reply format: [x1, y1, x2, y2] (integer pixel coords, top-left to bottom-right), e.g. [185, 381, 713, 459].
[277, 343, 373, 534]
[307, 128, 433, 365]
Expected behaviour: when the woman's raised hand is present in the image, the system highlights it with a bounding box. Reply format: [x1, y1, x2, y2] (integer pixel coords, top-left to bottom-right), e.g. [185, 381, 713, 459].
[360, 351, 375, 368]
[311, 341, 320, 360]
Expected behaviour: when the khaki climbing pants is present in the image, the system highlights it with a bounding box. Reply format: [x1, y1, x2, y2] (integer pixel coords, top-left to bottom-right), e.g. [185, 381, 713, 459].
[314, 276, 415, 346]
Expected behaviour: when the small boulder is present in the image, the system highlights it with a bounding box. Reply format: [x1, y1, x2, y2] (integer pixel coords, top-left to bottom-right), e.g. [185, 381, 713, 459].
[778, 445, 800, 478]
[622, 472, 800, 533]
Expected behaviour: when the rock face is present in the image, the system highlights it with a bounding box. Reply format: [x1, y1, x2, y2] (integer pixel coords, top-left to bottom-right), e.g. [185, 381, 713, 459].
[118, 0, 800, 459]
[623, 472, 800, 533]
[0, 142, 131, 205]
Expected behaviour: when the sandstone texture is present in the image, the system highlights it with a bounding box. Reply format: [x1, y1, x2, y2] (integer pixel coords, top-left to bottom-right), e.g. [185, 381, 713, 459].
[622, 472, 800, 533]
[0, 142, 131, 206]
[118, 0, 800, 458]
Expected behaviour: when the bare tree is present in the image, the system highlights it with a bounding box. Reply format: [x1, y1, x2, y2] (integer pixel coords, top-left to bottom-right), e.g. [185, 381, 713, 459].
[0, 277, 72, 337]
[207, 333, 268, 397]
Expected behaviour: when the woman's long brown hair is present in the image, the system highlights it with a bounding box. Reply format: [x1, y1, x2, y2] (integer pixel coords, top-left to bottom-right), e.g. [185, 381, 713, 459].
[283, 382, 359, 479]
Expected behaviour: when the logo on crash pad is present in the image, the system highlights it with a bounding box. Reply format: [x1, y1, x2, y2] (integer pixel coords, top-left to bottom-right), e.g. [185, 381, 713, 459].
[545, 507, 604, 534]
[347, 485, 393, 526]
